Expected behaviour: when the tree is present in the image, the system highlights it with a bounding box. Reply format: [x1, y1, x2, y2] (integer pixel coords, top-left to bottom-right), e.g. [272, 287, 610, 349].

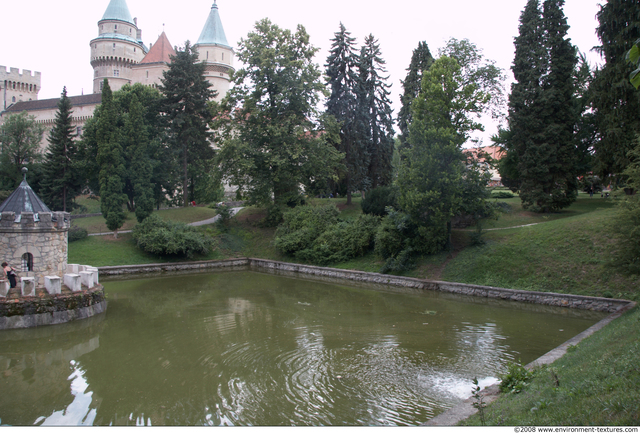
[591, 0, 640, 180]
[0, 111, 45, 190]
[395, 55, 494, 256]
[96, 80, 127, 238]
[358, 34, 395, 189]
[216, 19, 342, 210]
[41, 87, 83, 212]
[397, 41, 435, 151]
[504, 0, 580, 212]
[160, 41, 215, 207]
[325, 23, 369, 204]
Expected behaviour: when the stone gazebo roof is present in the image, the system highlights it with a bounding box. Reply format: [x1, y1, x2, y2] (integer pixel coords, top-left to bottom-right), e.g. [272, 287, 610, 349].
[0, 170, 51, 217]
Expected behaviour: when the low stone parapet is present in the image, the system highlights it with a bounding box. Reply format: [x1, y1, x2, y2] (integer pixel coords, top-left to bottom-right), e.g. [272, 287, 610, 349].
[21, 277, 36, 297]
[45, 276, 62, 295]
[64, 274, 81, 292]
[0, 279, 8, 298]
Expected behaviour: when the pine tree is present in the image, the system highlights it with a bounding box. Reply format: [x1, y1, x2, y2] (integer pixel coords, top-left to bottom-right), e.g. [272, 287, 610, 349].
[41, 87, 82, 212]
[160, 41, 215, 207]
[505, 0, 579, 212]
[124, 94, 154, 222]
[397, 42, 434, 151]
[97, 80, 127, 238]
[591, 0, 640, 181]
[325, 23, 369, 204]
[359, 34, 395, 189]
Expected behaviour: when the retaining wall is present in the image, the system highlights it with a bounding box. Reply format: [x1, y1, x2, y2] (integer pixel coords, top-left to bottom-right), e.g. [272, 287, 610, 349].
[98, 258, 632, 314]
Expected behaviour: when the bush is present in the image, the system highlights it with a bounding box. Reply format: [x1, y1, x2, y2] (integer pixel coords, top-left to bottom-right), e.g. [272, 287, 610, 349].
[490, 190, 515, 199]
[274, 205, 340, 254]
[132, 214, 215, 258]
[215, 204, 233, 231]
[68, 224, 88, 242]
[295, 214, 380, 265]
[361, 186, 399, 216]
[611, 195, 640, 274]
[498, 361, 533, 394]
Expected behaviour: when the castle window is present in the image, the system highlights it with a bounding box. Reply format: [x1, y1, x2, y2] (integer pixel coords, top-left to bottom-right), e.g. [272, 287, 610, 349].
[77, 126, 83, 135]
[100, 81, 104, 91]
[222, 53, 224, 60]
[12, 97, 16, 103]
[146, 71, 149, 78]
[113, 43, 116, 49]
[114, 70, 120, 77]
[207, 51, 209, 59]
[21, 253, 33, 272]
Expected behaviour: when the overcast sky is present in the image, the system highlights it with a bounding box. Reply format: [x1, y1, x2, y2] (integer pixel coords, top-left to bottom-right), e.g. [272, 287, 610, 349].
[2, 0, 604, 145]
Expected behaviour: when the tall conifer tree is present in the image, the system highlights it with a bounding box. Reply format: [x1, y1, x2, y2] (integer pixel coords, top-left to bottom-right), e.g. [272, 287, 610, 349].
[359, 34, 395, 189]
[42, 87, 82, 212]
[505, 0, 579, 212]
[97, 80, 127, 238]
[160, 41, 215, 207]
[325, 23, 368, 204]
[397, 42, 434, 151]
[591, 0, 640, 181]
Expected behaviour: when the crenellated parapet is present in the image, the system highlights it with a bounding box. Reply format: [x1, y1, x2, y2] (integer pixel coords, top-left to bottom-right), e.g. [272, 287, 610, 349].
[0, 211, 70, 232]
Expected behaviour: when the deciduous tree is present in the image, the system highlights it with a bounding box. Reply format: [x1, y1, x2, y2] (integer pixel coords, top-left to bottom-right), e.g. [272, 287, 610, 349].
[216, 19, 342, 211]
[0, 111, 45, 190]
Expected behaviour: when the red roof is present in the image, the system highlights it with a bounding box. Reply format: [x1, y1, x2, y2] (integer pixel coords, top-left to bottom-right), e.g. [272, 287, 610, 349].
[140, 32, 175, 65]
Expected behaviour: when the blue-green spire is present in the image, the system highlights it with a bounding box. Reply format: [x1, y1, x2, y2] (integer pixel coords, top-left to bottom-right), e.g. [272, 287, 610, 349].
[101, 0, 135, 25]
[196, 1, 231, 48]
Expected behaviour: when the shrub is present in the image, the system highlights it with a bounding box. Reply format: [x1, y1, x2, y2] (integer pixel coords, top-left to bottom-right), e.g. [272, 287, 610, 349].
[68, 224, 88, 242]
[498, 361, 533, 394]
[274, 205, 340, 254]
[295, 214, 380, 265]
[132, 214, 215, 258]
[361, 186, 399, 216]
[490, 190, 515, 199]
[215, 204, 233, 231]
[610, 195, 640, 274]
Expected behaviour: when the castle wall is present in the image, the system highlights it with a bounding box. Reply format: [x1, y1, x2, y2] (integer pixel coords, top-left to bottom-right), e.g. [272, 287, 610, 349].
[0, 212, 70, 287]
[0, 66, 41, 110]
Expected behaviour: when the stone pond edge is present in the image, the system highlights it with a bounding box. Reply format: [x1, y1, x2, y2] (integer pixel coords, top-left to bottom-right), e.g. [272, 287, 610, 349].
[97, 257, 637, 426]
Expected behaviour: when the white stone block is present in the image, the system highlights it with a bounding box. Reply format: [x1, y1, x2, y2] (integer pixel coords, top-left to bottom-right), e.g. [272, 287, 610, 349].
[45, 276, 62, 295]
[87, 267, 99, 285]
[79, 271, 94, 289]
[0, 280, 8, 297]
[64, 274, 82, 292]
[21, 277, 36, 296]
[67, 264, 80, 274]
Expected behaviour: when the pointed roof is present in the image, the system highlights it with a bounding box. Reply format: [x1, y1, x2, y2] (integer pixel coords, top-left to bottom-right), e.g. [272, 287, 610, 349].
[196, 2, 231, 48]
[140, 32, 176, 64]
[0, 170, 51, 216]
[101, 0, 135, 25]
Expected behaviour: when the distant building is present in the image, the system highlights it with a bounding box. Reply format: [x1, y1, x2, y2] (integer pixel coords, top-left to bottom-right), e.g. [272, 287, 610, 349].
[464, 145, 505, 187]
[0, 0, 234, 150]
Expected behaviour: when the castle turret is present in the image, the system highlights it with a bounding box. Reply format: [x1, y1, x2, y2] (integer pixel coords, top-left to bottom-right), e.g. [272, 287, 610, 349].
[90, 0, 148, 93]
[193, 1, 235, 101]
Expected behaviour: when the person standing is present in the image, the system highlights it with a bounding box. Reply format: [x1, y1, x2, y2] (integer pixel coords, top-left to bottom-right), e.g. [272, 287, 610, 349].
[2, 262, 17, 288]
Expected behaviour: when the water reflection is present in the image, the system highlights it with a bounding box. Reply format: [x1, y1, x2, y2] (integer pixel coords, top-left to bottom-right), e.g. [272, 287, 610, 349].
[0, 271, 607, 426]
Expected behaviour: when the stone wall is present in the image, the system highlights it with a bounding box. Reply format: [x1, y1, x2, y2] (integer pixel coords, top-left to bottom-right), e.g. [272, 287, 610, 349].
[0, 211, 70, 287]
[98, 258, 633, 314]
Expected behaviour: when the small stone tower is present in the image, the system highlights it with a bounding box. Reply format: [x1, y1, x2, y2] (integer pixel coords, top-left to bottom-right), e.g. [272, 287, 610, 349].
[0, 169, 70, 288]
[90, 0, 147, 93]
[194, 1, 235, 101]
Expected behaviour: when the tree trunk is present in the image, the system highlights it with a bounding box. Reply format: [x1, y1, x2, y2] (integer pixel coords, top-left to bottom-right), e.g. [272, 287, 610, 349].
[183, 145, 189, 207]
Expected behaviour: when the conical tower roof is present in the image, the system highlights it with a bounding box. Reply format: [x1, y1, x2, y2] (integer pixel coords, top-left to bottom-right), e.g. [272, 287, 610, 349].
[140, 32, 176, 64]
[101, 0, 135, 25]
[0, 170, 51, 216]
[196, 2, 231, 48]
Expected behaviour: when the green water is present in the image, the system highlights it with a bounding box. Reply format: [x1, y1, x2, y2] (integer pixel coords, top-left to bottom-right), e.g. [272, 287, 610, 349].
[0, 270, 606, 426]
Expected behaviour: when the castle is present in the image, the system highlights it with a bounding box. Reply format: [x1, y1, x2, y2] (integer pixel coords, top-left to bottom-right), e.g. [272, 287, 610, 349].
[0, 0, 235, 148]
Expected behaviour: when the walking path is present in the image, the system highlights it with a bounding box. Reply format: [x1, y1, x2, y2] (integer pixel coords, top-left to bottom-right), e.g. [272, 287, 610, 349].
[456, 222, 541, 232]
[88, 207, 244, 236]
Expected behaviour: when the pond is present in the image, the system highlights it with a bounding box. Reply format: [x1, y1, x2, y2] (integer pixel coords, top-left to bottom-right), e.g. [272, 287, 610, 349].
[0, 270, 607, 426]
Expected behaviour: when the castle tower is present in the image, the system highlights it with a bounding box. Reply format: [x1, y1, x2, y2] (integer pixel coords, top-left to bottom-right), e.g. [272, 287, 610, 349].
[90, 0, 148, 93]
[131, 32, 176, 89]
[193, 1, 235, 101]
[0, 66, 41, 110]
[0, 170, 70, 288]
